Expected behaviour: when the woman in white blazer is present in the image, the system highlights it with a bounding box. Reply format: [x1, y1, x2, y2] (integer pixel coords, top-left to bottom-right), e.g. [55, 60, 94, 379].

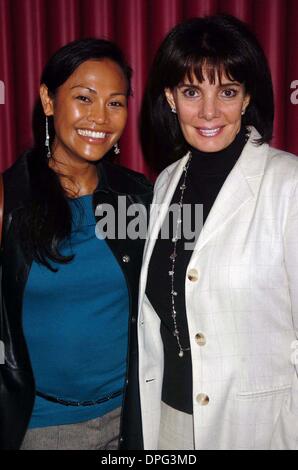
[136, 14, 298, 450]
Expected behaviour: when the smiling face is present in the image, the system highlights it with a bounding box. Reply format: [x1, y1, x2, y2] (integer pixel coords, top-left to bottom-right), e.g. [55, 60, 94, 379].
[40, 59, 128, 166]
[165, 68, 250, 153]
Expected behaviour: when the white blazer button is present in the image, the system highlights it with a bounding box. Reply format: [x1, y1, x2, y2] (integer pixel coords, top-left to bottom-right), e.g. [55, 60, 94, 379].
[122, 255, 130, 263]
[187, 268, 199, 282]
[195, 333, 206, 346]
[196, 393, 209, 405]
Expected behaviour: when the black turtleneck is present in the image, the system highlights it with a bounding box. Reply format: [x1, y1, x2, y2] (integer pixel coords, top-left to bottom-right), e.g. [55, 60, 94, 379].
[146, 127, 247, 414]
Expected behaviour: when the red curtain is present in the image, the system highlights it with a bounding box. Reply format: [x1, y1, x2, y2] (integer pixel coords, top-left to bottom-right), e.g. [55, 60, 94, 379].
[0, 0, 298, 176]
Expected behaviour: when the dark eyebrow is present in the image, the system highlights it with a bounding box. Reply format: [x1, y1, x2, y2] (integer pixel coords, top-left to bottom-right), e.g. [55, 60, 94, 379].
[109, 92, 127, 97]
[70, 85, 126, 97]
[178, 82, 241, 88]
[70, 85, 97, 94]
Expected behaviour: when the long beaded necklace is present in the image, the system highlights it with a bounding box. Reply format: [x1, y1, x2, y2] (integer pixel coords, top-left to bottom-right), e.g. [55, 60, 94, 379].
[169, 153, 192, 358]
[168, 128, 251, 358]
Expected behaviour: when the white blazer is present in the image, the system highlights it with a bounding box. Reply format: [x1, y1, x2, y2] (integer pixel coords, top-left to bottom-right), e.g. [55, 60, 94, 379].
[137, 127, 298, 450]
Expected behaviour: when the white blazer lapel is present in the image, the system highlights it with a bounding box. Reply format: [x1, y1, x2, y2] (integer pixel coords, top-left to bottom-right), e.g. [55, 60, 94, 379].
[139, 128, 269, 310]
[193, 128, 269, 254]
[138, 153, 190, 318]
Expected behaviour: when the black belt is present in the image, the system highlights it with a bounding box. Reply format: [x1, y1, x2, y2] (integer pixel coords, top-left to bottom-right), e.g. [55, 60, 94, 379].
[36, 388, 123, 407]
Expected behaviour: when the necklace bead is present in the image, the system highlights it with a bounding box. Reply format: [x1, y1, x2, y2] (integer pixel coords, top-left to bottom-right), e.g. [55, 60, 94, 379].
[170, 153, 192, 358]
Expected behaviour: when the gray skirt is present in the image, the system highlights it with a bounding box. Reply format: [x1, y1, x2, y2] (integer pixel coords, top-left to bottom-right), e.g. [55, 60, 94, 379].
[20, 406, 121, 450]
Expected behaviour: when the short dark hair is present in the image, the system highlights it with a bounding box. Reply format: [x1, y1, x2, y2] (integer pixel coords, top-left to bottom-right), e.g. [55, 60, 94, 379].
[145, 14, 274, 162]
[41, 37, 132, 97]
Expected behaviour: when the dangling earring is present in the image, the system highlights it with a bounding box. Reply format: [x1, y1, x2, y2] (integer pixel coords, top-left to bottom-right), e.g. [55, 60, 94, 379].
[171, 107, 177, 114]
[45, 116, 51, 158]
[114, 142, 120, 155]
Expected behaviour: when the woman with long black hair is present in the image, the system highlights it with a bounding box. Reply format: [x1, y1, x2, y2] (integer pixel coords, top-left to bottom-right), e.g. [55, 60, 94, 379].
[0, 37, 151, 450]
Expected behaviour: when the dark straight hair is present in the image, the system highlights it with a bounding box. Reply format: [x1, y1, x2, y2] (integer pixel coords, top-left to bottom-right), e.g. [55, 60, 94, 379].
[143, 14, 274, 165]
[18, 38, 132, 271]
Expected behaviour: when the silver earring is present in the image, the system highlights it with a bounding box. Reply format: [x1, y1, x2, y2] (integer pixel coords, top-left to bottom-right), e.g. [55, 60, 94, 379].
[171, 107, 177, 114]
[114, 142, 120, 155]
[241, 109, 245, 116]
[45, 116, 51, 158]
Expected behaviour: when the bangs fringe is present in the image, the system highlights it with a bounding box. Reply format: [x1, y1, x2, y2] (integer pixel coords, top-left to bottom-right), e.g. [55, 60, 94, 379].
[184, 56, 237, 85]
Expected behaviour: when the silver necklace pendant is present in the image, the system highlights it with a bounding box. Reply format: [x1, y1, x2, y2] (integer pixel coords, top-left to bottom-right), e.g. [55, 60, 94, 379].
[178, 350, 184, 358]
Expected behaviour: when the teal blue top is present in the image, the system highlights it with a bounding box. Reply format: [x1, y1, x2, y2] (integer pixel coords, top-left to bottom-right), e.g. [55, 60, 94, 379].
[22, 195, 129, 428]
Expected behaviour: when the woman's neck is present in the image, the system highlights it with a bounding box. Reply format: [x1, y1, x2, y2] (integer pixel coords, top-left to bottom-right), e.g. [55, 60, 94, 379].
[49, 157, 99, 198]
